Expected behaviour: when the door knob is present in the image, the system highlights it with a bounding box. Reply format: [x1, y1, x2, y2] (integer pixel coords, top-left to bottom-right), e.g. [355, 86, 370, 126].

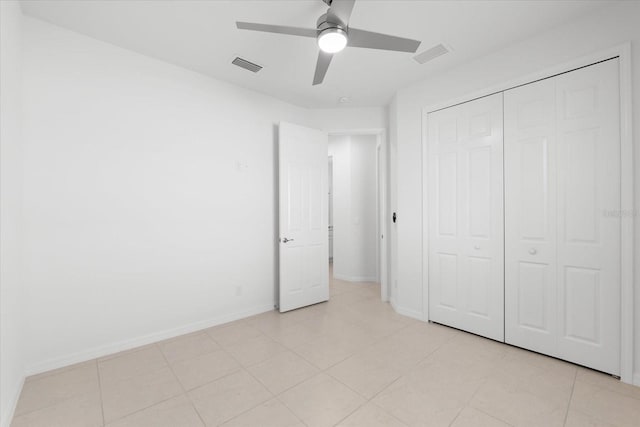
[529, 248, 537, 255]
[282, 238, 294, 243]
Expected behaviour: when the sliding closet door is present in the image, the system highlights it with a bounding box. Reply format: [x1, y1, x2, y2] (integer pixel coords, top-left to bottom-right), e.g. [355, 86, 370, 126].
[505, 59, 621, 375]
[427, 93, 504, 341]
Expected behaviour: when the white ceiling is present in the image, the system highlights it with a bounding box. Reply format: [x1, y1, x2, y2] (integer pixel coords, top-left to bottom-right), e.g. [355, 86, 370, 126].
[20, 0, 613, 108]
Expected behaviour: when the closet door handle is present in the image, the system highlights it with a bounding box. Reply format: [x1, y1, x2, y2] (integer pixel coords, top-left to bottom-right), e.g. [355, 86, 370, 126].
[529, 248, 537, 255]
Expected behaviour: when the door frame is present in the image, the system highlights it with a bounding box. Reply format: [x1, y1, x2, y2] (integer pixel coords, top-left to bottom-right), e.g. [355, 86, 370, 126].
[421, 42, 634, 384]
[328, 155, 334, 263]
[328, 128, 389, 301]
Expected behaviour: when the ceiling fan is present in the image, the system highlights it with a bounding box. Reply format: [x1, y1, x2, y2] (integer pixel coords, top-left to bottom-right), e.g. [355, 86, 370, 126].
[236, 0, 421, 85]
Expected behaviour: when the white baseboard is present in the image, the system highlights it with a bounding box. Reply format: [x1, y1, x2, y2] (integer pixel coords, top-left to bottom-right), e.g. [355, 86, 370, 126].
[392, 305, 424, 322]
[24, 304, 274, 376]
[1, 375, 25, 427]
[333, 274, 377, 282]
[633, 372, 640, 387]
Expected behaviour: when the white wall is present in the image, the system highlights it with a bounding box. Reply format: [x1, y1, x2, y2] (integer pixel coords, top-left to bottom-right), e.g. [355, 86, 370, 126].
[6, 13, 391, 379]
[328, 134, 377, 282]
[0, 2, 25, 425]
[388, 97, 399, 307]
[391, 0, 640, 382]
[329, 136, 350, 277]
[20, 16, 318, 374]
[349, 135, 378, 281]
[314, 107, 387, 132]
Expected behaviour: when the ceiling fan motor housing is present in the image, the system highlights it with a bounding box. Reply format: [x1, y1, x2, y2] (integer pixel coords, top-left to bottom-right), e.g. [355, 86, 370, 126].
[317, 13, 345, 31]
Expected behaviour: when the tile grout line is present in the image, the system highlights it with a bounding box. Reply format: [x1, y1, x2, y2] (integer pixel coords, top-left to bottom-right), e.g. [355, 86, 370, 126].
[205, 331, 277, 425]
[103, 338, 261, 425]
[155, 342, 208, 427]
[447, 406, 465, 427]
[370, 400, 411, 427]
[444, 339, 510, 427]
[324, 326, 458, 401]
[562, 368, 579, 427]
[237, 360, 308, 427]
[272, 393, 309, 427]
[473, 406, 516, 427]
[104, 394, 186, 426]
[317, 336, 422, 426]
[12, 361, 104, 422]
[207, 323, 285, 371]
[247, 357, 319, 397]
[358, 334, 463, 427]
[329, 400, 367, 426]
[260, 293, 450, 425]
[235, 286, 392, 426]
[365, 376, 412, 426]
[100, 344, 185, 426]
[316, 314, 412, 370]
[203, 367, 274, 426]
[95, 360, 106, 427]
[278, 370, 368, 427]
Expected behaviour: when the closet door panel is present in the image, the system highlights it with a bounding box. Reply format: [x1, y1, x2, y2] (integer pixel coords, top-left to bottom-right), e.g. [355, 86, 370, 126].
[436, 253, 458, 310]
[556, 59, 621, 375]
[429, 108, 463, 323]
[505, 59, 621, 375]
[468, 146, 492, 238]
[436, 151, 458, 238]
[428, 93, 504, 341]
[468, 256, 491, 318]
[504, 78, 557, 355]
[517, 261, 551, 331]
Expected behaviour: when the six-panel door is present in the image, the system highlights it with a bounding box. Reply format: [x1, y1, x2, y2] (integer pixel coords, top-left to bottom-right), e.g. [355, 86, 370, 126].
[427, 93, 505, 341]
[279, 122, 329, 312]
[504, 59, 621, 375]
[555, 59, 621, 374]
[504, 77, 559, 357]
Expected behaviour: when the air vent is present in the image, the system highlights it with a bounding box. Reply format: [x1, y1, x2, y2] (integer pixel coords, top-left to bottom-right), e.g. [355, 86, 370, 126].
[413, 44, 450, 64]
[232, 57, 263, 73]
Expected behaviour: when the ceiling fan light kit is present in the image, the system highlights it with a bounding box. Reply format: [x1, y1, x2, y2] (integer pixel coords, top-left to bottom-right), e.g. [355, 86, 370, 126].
[318, 27, 348, 53]
[236, 0, 421, 85]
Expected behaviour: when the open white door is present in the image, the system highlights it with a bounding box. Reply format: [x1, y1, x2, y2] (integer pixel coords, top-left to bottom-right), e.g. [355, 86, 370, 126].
[279, 122, 329, 312]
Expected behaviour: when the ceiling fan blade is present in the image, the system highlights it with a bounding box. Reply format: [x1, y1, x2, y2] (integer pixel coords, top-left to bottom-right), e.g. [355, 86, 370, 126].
[327, 0, 356, 27]
[313, 51, 333, 85]
[236, 22, 318, 38]
[347, 28, 420, 53]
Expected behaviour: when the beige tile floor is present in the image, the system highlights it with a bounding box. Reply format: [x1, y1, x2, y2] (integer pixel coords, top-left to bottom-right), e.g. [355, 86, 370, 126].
[11, 272, 640, 426]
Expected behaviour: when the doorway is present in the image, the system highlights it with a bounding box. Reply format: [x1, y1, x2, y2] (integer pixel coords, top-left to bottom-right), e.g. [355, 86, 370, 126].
[327, 130, 388, 300]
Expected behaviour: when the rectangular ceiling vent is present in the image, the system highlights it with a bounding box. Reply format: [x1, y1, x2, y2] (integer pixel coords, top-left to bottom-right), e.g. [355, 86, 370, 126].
[232, 57, 263, 73]
[413, 44, 450, 65]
